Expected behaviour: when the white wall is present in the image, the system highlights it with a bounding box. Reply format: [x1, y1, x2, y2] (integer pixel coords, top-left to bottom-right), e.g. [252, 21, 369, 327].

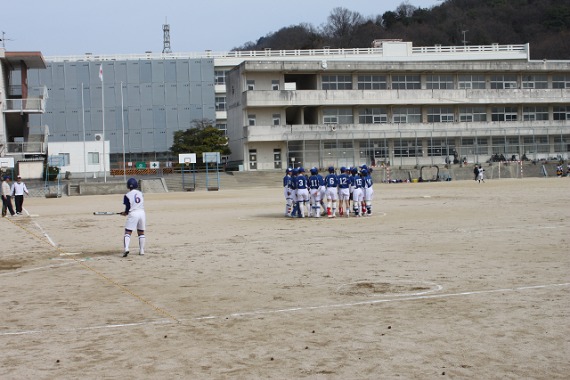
[48, 140, 110, 177]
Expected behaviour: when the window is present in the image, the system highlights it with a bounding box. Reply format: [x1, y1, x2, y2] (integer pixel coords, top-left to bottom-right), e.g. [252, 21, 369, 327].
[553, 106, 570, 120]
[273, 113, 281, 126]
[247, 80, 255, 91]
[394, 139, 422, 157]
[554, 136, 570, 153]
[357, 75, 387, 90]
[491, 106, 518, 121]
[248, 114, 256, 126]
[359, 108, 388, 124]
[249, 149, 257, 169]
[322, 75, 352, 90]
[392, 107, 421, 123]
[391, 75, 420, 89]
[522, 74, 548, 89]
[323, 108, 353, 124]
[427, 139, 452, 157]
[523, 106, 549, 121]
[552, 75, 570, 89]
[215, 96, 226, 111]
[426, 75, 454, 89]
[458, 74, 486, 89]
[58, 153, 70, 166]
[214, 70, 226, 85]
[272, 80, 280, 91]
[427, 107, 454, 123]
[459, 107, 487, 122]
[88, 152, 99, 165]
[273, 149, 282, 169]
[490, 75, 518, 89]
[216, 123, 227, 135]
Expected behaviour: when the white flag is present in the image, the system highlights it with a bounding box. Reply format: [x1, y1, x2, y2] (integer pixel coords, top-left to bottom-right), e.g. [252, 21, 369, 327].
[98, 64, 103, 81]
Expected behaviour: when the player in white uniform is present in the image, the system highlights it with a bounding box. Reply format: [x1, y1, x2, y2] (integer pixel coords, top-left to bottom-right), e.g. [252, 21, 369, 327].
[122, 178, 146, 257]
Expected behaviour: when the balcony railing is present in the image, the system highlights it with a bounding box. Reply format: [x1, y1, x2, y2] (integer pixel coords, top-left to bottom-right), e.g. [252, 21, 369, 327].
[3, 98, 46, 113]
[5, 141, 47, 155]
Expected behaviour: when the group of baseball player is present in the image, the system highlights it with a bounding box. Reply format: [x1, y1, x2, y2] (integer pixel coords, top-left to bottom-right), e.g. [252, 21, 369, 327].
[283, 165, 374, 218]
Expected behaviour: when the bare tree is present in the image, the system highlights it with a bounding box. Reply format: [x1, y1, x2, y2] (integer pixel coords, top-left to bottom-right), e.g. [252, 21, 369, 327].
[321, 7, 365, 47]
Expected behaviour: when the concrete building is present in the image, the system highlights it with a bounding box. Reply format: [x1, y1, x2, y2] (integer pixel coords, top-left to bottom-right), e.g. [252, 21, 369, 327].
[226, 40, 570, 170]
[7, 41, 569, 175]
[0, 48, 48, 176]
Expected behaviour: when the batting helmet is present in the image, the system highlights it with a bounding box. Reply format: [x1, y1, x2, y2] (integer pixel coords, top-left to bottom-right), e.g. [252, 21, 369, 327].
[127, 178, 138, 190]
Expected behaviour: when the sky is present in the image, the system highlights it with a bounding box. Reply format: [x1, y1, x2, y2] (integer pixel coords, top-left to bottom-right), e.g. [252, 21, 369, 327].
[1, 0, 442, 57]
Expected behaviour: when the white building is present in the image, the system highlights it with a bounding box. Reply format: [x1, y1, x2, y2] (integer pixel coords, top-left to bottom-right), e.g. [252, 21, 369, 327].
[48, 140, 110, 178]
[226, 41, 570, 170]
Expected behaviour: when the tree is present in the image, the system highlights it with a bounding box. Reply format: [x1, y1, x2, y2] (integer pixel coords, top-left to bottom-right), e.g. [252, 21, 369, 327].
[321, 7, 365, 47]
[170, 119, 230, 160]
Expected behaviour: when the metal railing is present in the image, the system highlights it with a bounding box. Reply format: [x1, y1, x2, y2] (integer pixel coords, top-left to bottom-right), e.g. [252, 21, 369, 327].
[3, 98, 46, 112]
[5, 141, 46, 154]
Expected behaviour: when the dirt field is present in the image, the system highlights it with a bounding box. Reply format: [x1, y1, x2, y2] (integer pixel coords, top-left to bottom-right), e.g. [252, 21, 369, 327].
[1, 178, 568, 379]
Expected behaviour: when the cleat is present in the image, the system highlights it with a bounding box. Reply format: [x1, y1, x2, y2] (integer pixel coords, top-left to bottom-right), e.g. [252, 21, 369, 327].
[122, 251, 129, 257]
[139, 252, 144, 256]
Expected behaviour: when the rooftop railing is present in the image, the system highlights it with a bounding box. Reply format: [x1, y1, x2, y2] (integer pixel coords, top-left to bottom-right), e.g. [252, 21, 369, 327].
[45, 44, 529, 63]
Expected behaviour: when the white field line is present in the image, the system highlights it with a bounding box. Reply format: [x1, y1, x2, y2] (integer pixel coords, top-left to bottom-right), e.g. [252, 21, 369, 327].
[0, 261, 79, 277]
[23, 207, 57, 247]
[1, 282, 568, 336]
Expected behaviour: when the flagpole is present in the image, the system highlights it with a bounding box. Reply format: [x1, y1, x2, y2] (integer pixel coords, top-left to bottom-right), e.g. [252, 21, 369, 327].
[81, 83, 87, 182]
[100, 64, 107, 182]
[120, 81, 126, 183]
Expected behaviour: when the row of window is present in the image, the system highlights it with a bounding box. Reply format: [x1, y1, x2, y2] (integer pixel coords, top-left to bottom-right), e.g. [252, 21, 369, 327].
[240, 74, 570, 91]
[246, 106, 570, 126]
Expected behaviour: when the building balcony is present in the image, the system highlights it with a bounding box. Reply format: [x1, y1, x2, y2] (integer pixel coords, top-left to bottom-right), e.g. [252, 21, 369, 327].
[243, 88, 570, 107]
[244, 120, 570, 142]
[2, 86, 48, 113]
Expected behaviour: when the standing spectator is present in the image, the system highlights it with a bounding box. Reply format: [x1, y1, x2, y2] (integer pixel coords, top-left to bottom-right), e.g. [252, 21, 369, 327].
[477, 165, 486, 183]
[2, 176, 16, 217]
[11, 175, 29, 215]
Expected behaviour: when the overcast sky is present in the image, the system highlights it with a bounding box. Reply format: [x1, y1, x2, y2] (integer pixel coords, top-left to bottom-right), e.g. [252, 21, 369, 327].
[1, 0, 442, 57]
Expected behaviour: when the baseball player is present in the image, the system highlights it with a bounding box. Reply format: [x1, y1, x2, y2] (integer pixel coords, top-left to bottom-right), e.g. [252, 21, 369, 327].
[295, 167, 309, 218]
[121, 178, 146, 257]
[324, 166, 339, 218]
[308, 167, 324, 217]
[283, 168, 293, 216]
[337, 167, 350, 217]
[361, 168, 374, 216]
[351, 167, 364, 217]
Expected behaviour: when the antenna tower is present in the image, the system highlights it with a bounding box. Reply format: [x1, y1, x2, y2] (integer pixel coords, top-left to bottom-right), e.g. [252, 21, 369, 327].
[462, 30, 469, 47]
[162, 18, 172, 54]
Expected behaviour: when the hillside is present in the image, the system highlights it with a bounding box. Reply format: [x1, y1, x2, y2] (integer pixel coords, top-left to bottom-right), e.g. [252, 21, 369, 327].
[234, 0, 570, 59]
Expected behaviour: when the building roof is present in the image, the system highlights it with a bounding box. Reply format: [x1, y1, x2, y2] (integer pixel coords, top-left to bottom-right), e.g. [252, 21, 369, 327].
[4, 51, 46, 69]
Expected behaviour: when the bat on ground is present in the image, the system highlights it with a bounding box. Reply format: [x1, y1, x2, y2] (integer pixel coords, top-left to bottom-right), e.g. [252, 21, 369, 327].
[93, 211, 122, 215]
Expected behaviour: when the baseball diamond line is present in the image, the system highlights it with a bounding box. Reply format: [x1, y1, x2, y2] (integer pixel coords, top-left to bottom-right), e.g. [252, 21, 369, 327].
[0, 282, 567, 337]
[3, 212, 180, 324]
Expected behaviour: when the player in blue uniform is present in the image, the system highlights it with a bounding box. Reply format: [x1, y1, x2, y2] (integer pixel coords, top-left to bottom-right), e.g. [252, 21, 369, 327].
[361, 168, 374, 216]
[308, 167, 324, 218]
[121, 178, 146, 257]
[283, 167, 293, 216]
[351, 167, 364, 217]
[337, 167, 350, 217]
[324, 166, 339, 218]
[295, 167, 309, 218]
[289, 168, 300, 217]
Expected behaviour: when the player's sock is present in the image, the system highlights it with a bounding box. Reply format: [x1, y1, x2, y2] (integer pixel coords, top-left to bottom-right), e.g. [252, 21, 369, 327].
[124, 234, 131, 253]
[314, 205, 320, 218]
[139, 235, 145, 255]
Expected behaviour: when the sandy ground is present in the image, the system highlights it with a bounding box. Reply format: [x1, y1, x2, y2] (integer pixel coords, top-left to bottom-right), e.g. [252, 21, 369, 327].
[0, 177, 568, 379]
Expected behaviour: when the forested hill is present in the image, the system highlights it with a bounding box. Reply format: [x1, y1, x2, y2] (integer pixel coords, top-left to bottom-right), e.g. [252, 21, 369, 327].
[234, 0, 570, 60]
